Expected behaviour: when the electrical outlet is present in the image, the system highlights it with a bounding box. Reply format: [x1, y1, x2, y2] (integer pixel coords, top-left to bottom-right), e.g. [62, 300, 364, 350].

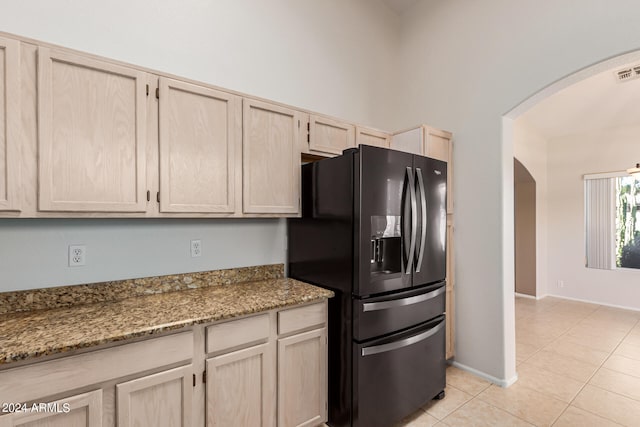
[69, 245, 86, 267]
[191, 240, 202, 258]
[557, 280, 564, 288]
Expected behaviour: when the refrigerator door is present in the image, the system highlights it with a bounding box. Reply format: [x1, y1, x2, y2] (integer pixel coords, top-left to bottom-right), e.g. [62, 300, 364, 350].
[355, 146, 415, 296]
[352, 315, 446, 427]
[413, 156, 447, 286]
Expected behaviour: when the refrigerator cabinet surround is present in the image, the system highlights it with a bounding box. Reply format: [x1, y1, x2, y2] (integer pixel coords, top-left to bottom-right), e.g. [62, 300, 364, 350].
[288, 145, 447, 427]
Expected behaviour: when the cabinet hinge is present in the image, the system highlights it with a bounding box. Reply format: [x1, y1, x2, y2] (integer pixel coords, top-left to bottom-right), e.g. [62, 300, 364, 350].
[298, 119, 300, 128]
[156, 192, 160, 203]
[146, 84, 149, 96]
[202, 370, 207, 384]
[307, 122, 310, 142]
[146, 190, 150, 202]
[192, 373, 196, 387]
[155, 87, 160, 99]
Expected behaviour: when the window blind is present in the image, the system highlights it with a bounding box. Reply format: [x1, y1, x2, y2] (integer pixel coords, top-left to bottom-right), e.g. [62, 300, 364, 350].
[584, 178, 615, 269]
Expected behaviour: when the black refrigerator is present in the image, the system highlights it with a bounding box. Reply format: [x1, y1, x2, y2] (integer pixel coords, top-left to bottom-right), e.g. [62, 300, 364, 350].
[288, 145, 447, 427]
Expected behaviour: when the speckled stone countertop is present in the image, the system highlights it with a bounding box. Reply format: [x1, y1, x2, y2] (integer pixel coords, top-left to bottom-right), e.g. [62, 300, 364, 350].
[0, 275, 333, 366]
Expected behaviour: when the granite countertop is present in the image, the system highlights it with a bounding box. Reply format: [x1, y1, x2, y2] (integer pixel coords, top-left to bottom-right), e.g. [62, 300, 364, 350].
[0, 277, 333, 366]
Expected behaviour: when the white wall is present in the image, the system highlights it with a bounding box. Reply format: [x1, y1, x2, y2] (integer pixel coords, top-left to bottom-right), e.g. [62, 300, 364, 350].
[514, 119, 549, 297]
[0, 0, 399, 291]
[0, 0, 399, 129]
[393, 0, 640, 383]
[547, 124, 640, 310]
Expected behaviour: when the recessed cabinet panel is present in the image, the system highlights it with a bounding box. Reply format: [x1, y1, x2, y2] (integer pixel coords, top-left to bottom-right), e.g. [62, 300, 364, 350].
[159, 78, 240, 213]
[0, 36, 20, 211]
[356, 127, 390, 149]
[206, 343, 275, 427]
[117, 365, 193, 427]
[0, 390, 102, 427]
[37, 48, 147, 212]
[309, 115, 355, 156]
[390, 127, 423, 155]
[243, 99, 300, 214]
[278, 328, 327, 427]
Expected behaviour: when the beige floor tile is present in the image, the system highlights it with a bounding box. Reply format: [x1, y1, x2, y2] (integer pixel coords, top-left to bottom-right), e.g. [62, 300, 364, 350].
[602, 355, 640, 378]
[614, 340, 640, 361]
[621, 332, 640, 347]
[522, 350, 599, 383]
[568, 324, 628, 341]
[515, 364, 585, 403]
[590, 367, 640, 401]
[573, 384, 640, 426]
[516, 341, 541, 362]
[562, 331, 622, 353]
[476, 383, 567, 426]
[545, 339, 610, 366]
[553, 405, 623, 427]
[422, 386, 473, 420]
[395, 409, 440, 427]
[445, 366, 491, 396]
[441, 398, 533, 427]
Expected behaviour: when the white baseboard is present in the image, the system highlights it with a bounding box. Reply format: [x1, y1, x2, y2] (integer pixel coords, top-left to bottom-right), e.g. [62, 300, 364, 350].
[544, 293, 640, 312]
[514, 292, 541, 300]
[449, 361, 518, 388]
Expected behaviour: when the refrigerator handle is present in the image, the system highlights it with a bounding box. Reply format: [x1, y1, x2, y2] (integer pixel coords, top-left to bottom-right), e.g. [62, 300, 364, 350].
[415, 168, 427, 272]
[406, 167, 417, 274]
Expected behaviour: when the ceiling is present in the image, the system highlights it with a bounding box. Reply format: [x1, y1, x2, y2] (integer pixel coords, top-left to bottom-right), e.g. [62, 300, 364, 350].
[381, 0, 420, 15]
[520, 61, 640, 139]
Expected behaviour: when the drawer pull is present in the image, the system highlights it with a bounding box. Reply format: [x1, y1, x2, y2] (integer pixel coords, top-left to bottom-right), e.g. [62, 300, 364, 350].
[362, 286, 445, 312]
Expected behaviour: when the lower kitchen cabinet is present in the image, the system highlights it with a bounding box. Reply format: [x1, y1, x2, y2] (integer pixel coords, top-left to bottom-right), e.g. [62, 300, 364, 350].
[0, 302, 329, 427]
[206, 343, 275, 427]
[277, 328, 327, 427]
[117, 365, 193, 427]
[0, 390, 102, 427]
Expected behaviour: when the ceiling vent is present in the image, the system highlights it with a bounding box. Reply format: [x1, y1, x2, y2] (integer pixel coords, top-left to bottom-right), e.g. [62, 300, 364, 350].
[615, 65, 640, 83]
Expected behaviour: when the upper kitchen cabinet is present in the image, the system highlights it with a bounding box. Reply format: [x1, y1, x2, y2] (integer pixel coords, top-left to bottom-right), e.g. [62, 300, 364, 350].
[158, 77, 241, 214]
[243, 99, 301, 215]
[37, 47, 148, 212]
[391, 125, 453, 213]
[355, 126, 391, 149]
[305, 114, 355, 157]
[0, 36, 20, 212]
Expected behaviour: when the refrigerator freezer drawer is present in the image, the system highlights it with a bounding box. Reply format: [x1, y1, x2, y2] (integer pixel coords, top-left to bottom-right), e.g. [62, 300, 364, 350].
[352, 316, 446, 427]
[353, 282, 445, 342]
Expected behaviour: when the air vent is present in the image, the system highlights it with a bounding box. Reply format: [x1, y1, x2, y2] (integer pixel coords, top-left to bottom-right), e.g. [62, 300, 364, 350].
[615, 65, 640, 83]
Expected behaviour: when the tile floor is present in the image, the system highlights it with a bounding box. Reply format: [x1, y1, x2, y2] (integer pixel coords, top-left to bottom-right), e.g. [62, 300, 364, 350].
[395, 296, 640, 426]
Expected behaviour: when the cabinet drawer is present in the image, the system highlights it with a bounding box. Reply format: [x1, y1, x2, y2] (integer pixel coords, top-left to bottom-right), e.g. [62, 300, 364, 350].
[278, 302, 327, 335]
[206, 314, 270, 354]
[0, 331, 193, 404]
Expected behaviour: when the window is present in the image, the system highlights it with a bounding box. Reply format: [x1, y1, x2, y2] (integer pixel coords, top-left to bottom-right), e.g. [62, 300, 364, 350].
[585, 174, 640, 270]
[616, 176, 640, 268]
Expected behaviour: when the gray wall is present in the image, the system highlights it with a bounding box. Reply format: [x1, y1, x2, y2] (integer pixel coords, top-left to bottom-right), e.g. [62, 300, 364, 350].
[0, 219, 286, 292]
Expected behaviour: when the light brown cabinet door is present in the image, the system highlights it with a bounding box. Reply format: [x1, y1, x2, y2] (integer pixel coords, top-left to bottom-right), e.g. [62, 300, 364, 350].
[37, 48, 147, 212]
[278, 328, 327, 427]
[446, 215, 454, 359]
[425, 127, 453, 214]
[0, 390, 102, 427]
[206, 343, 275, 427]
[243, 99, 301, 215]
[0, 36, 20, 212]
[308, 115, 355, 156]
[117, 365, 193, 427]
[356, 126, 390, 149]
[158, 78, 241, 213]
